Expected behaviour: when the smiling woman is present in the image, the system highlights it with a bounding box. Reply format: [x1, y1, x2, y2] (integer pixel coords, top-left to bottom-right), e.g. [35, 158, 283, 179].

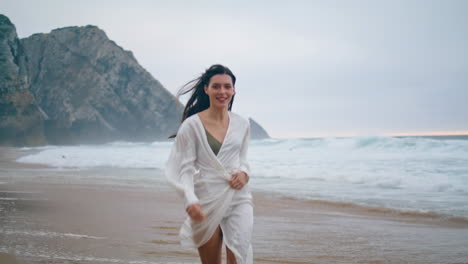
[205, 74, 235, 110]
[175, 64, 237, 121]
[165, 64, 253, 264]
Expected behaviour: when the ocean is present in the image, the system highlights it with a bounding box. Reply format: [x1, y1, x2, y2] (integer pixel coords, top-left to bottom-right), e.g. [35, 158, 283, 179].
[15, 135, 468, 218]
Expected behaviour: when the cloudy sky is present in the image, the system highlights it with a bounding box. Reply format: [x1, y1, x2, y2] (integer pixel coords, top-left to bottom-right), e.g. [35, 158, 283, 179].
[3, 0, 468, 138]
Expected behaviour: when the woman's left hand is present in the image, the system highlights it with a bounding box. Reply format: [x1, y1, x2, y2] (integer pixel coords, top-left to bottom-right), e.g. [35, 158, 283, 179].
[229, 171, 249, 190]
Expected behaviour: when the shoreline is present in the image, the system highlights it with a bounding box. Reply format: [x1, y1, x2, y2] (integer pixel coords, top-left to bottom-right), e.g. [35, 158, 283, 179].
[4, 146, 468, 225]
[0, 146, 53, 169]
[259, 193, 468, 229]
[2, 147, 468, 263]
[2, 181, 468, 264]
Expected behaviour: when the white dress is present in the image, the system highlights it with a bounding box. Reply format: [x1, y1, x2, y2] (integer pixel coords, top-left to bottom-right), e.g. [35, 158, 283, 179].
[165, 111, 253, 264]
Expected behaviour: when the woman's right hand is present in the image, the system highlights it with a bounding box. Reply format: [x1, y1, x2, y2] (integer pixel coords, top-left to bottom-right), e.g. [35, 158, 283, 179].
[186, 204, 205, 222]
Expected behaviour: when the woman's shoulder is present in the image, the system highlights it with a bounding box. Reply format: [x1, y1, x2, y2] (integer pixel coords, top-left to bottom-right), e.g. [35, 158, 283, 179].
[229, 111, 250, 129]
[177, 114, 199, 136]
[183, 113, 200, 124]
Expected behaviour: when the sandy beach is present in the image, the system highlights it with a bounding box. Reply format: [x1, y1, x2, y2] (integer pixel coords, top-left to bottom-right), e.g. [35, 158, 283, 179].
[1, 147, 468, 264]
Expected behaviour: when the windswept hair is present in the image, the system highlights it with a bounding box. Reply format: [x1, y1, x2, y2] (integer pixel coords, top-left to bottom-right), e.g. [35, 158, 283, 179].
[169, 64, 236, 138]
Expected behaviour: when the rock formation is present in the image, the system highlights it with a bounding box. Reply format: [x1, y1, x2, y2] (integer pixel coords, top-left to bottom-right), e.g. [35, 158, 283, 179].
[0, 14, 270, 146]
[0, 15, 46, 146]
[249, 118, 270, 139]
[21, 25, 183, 144]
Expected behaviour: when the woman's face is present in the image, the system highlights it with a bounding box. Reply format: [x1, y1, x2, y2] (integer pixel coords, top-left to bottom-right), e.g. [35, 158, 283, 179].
[204, 74, 235, 109]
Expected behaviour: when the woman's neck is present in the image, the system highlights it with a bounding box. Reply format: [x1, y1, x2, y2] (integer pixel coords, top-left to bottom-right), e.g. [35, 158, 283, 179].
[205, 107, 229, 123]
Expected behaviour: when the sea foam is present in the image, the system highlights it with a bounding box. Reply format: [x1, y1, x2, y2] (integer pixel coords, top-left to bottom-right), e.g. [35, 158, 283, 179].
[15, 136, 468, 217]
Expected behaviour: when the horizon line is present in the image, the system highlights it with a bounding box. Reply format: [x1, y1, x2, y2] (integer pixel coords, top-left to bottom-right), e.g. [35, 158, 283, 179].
[385, 130, 468, 137]
[272, 130, 468, 139]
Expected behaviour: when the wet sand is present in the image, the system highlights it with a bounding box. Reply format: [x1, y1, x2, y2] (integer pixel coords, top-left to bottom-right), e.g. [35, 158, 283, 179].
[1, 147, 468, 264]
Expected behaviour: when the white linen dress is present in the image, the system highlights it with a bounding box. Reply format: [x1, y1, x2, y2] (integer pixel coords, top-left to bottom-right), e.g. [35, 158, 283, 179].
[165, 111, 253, 264]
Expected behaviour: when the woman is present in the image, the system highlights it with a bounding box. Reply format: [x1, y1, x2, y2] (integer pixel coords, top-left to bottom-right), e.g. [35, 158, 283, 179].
[165, 64, 253, 264]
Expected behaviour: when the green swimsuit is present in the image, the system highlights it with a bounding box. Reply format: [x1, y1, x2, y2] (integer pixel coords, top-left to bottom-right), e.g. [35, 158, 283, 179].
[204, 127, 222, 156]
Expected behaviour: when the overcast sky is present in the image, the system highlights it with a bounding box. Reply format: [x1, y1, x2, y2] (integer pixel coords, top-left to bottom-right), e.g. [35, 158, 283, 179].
[3, 0, 468, 138]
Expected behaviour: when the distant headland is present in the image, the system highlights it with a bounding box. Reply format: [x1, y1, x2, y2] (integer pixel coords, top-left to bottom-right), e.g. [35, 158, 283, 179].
[0, 14, 269, 146]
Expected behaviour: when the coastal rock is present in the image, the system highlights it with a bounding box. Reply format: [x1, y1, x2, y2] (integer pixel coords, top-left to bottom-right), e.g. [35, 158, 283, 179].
[20, 25, 183, 144]
[249, 117, 270, 139]
[1, 14, 271, 146]
[0, 15, 46, 146]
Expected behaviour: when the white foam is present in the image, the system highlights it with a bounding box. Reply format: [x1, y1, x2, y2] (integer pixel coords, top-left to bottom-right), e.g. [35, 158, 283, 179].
[0, 229, 106, 239]
[16, 143, 172, 169]
[0, 198, 48, 201]
[0, 247, 195, 264]
[0, 191, 42, 194]
[11, 137, 468, 217]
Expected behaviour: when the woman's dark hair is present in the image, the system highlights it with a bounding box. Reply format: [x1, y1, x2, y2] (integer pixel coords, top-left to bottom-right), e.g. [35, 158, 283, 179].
[169, 64, 236, 138]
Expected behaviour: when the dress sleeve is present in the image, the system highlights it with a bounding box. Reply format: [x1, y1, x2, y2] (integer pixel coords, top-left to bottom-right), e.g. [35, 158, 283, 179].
[239, 122, 251, 177]
[165, 122, 199, 209]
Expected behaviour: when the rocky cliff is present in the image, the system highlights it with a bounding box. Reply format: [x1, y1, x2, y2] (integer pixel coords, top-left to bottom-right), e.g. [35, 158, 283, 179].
[21, 25, 183, 144]
[249, 118, 270, 139]
[0, 15, 46, 146]
[0, 14, 270, 146]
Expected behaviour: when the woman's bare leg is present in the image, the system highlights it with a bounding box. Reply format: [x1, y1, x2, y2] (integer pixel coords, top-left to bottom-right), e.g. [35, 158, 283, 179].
[198, 225, 223, 264]
[226, 246, 237, 264]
